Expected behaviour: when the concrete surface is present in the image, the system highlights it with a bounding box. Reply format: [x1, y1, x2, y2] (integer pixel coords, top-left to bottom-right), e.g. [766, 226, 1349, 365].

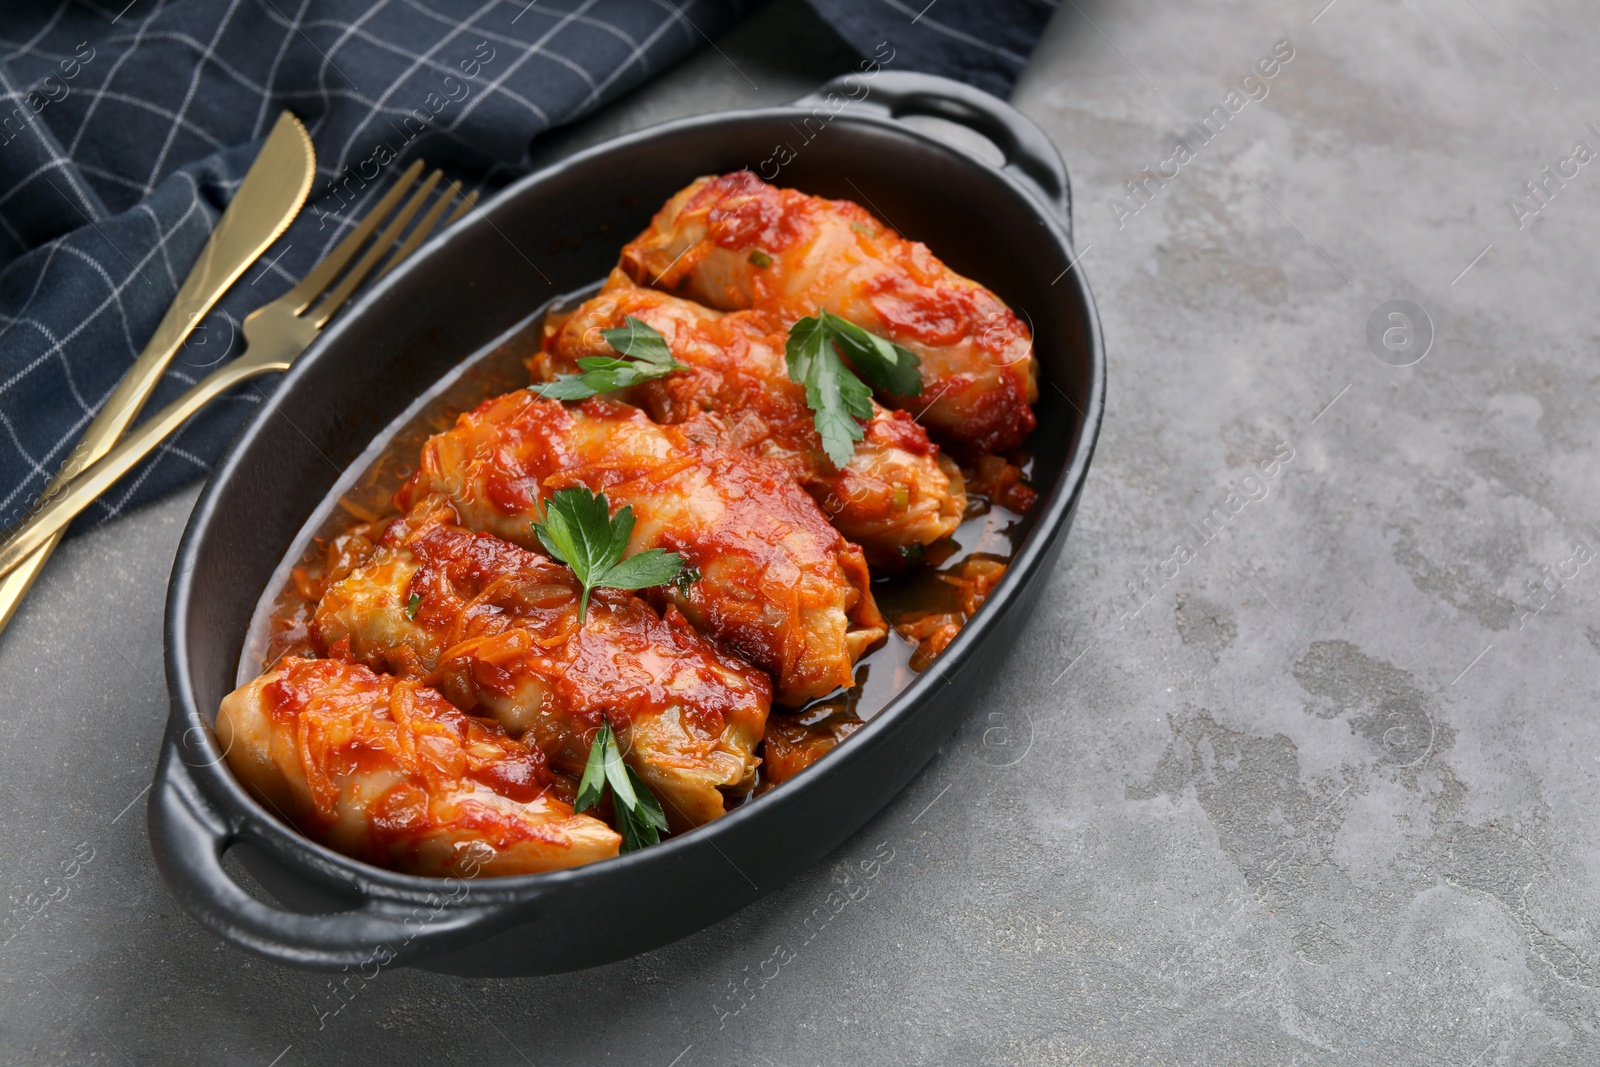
[4, 0, 1599, 1063]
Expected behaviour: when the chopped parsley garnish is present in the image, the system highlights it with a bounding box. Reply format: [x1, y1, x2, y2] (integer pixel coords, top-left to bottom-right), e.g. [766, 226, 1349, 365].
[784, 311, 923, 468]
[530, 316, 685, 401]
[670, 564, 702, 594]
[748, 249, 773, 268]
[576, 723, 669, 851]
[532, 486, 687, 623]
[404, 592, 421, 620]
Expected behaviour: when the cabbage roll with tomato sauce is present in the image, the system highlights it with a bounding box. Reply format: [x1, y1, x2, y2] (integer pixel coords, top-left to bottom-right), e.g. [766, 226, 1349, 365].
[539, 271, 965, 560]
[618, 172, 1038, 454]
[310, 499, 771, 830]
[217, 657, 621, 876]
[395, 393, 886, 705]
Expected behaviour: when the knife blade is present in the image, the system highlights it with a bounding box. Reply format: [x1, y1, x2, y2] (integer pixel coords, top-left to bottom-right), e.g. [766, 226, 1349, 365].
[0, 110, 316, 637]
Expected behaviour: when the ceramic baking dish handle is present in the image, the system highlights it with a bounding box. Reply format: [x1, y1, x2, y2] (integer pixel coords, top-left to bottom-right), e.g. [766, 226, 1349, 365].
[793, 71, 1072, 233]
[147, 735, 516, 970]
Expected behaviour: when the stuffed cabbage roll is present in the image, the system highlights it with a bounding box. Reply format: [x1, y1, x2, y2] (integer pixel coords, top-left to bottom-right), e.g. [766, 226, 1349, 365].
[619, 172, 1038, 453]
[217, 657, 620, 877]
[311, 500, 770, 830]
[540, 272, 965, 557]
[395, 394, 886, 705]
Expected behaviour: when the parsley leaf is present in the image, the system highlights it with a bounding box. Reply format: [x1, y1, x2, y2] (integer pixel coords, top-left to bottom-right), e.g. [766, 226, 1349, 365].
[617, 765, 669, 851]
[575, 725, 610, 811]
[530, 316, 685, 400]
[532, 486, 687, 622]
[787, 312, 925, 468]
[404, 593, 421, 620]
[601, 548, 689, 592]
[574, 723, 670, 852]
[817, 311, 923, 397]
[786, 313, 872, 468]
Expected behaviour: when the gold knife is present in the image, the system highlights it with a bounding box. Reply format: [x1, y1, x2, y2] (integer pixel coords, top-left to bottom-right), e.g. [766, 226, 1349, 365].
[0, 111, 315, 636]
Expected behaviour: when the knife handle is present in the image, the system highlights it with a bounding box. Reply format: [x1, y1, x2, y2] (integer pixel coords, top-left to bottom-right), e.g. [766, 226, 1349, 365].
[0, 111, 313, 637]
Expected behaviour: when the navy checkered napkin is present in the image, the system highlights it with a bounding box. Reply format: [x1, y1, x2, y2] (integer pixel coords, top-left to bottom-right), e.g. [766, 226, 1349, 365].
[804, 0, 1057, 99]
[0, 0, 1055, 534]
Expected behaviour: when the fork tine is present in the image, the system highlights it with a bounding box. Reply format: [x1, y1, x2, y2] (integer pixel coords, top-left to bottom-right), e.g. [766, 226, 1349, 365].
[306, 168, 441, 328]
[280, 159, 426, 315]
[446, 189, 478, 225]
[376, 179, 464, 281]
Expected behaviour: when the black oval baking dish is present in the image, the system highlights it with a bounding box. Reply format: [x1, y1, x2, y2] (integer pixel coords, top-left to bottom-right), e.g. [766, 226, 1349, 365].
[151, 71, 1105, 976]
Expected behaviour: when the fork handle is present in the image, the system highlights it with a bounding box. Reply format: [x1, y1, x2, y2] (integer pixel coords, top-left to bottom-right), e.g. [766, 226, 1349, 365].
[0, 361, 272, 579]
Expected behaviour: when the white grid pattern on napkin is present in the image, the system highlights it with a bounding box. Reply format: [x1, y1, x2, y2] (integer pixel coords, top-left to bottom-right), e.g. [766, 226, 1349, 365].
[0, 0, 743, 529]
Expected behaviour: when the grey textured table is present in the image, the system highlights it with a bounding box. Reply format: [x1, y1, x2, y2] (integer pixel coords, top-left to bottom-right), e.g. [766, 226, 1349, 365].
[4, 0, 1598, 1063]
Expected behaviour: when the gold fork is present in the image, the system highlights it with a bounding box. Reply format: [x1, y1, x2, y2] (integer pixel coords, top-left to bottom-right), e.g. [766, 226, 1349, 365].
[0, 160, 476, 579]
